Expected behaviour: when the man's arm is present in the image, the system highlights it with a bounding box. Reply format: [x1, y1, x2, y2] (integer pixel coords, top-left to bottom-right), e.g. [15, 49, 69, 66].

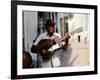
[31, 45, 38, 53]
[31, 34, 43, 53]
[62, 32, 70, 50]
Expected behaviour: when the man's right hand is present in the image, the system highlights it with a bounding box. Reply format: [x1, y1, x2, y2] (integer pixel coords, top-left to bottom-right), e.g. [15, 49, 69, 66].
[52, 36, 61, 44]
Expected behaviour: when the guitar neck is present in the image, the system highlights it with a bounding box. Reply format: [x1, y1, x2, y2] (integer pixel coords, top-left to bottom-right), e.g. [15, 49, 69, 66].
[55, 27, 83, 44]
[70, 27, 83, 35]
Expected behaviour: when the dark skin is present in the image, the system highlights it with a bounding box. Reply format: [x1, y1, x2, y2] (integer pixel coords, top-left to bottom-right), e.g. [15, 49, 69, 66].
[47, 26, 55, 37]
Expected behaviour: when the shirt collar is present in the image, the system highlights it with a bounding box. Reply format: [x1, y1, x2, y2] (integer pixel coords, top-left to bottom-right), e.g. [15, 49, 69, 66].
[46, 32, 55, 37]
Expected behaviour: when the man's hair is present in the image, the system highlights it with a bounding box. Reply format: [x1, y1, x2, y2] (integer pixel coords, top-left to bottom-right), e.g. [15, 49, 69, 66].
[45, 19, 55, 29]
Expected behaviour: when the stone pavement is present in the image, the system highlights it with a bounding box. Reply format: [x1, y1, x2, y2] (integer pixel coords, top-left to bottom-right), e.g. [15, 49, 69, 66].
[60, 40, 90, 67]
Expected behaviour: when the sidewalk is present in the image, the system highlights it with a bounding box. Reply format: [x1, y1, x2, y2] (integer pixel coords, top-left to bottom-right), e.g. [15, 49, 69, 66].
[70, 40, 90, 66]
[61, 39, 90, 67]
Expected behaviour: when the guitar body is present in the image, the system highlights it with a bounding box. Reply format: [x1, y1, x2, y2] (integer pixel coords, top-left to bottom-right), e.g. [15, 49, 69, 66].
[38, 39, 55, 59]
[23, 51, 32, 68]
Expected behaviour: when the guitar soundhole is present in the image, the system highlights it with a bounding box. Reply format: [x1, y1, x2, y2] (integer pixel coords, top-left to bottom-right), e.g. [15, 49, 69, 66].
[39, 49, 52, 60]
[42, 49, 46, 54]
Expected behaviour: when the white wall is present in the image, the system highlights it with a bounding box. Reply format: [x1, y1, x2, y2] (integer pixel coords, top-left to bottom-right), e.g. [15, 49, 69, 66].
[23, 11, 38, 52]
[57, 13, 89, 43]
[68, 14, 90, 42]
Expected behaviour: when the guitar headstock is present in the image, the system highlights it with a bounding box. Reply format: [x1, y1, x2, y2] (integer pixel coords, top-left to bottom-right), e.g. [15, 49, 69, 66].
[70, 27, 83, 35]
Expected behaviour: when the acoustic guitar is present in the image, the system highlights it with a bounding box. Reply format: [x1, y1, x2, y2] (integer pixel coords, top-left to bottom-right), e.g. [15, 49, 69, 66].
[33, 27, 83, 60]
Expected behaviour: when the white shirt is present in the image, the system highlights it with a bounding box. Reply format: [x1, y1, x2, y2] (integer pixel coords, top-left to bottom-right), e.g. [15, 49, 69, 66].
[33, 32, 62, 68]
[34, 32, 61, 45]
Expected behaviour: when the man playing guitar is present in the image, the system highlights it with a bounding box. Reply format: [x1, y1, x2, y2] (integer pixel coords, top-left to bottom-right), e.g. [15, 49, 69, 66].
[31, 19, 70, 67]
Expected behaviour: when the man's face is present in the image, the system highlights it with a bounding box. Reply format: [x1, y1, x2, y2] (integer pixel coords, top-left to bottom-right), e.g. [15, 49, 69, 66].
[47, 26, 55, 36]
[48, 26, 54, 33]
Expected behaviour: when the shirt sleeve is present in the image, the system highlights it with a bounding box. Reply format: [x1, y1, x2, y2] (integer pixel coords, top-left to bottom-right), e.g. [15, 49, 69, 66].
[54, 33, 61, 38]
[33, 34, 42, 45]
